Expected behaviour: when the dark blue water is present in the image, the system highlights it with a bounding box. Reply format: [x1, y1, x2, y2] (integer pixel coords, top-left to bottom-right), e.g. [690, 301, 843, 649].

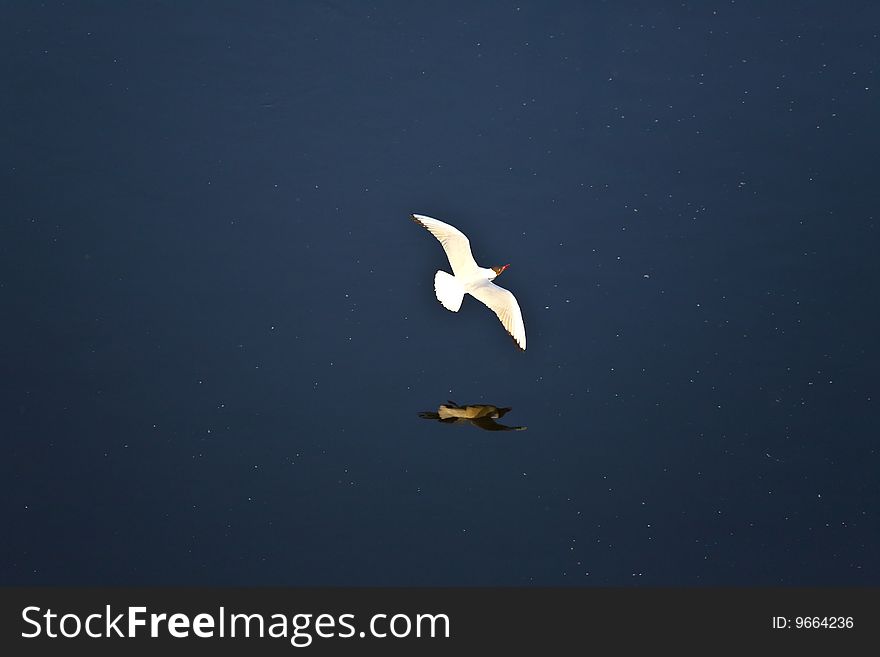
[2, 1, 878, 585]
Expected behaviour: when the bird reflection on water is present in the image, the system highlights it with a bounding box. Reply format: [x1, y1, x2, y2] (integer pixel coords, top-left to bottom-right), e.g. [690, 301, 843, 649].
[418, 401, 527, 432]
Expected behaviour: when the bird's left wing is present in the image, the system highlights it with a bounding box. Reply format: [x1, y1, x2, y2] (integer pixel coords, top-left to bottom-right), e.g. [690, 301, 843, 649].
[410, 214, 480, 278]
[468, 280, 527, 351]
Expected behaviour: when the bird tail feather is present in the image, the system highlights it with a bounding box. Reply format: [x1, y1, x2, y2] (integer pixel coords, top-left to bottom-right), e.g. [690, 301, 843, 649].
[434, 271, 464, 312]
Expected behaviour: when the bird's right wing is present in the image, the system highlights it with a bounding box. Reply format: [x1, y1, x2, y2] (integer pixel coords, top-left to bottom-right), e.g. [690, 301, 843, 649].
[471, 417, 527, 432]
[410, 214, 480, 278]
[468, 280, 527, 351]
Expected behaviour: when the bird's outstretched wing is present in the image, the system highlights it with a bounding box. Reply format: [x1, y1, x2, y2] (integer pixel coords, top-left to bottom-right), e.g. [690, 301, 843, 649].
[471, 417, 528, 432]
[468, 280, 526, 350]
[410, 214, 480, 278]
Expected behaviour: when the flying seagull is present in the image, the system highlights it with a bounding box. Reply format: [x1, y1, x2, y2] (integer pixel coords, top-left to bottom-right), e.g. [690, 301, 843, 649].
[410, 213, 526, 350]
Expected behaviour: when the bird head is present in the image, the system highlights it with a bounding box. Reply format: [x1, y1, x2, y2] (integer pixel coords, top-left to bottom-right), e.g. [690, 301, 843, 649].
[491, 264, 510, 278]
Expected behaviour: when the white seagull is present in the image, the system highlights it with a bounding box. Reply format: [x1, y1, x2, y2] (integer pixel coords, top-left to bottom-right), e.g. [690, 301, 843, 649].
[410, 213, 526, 350]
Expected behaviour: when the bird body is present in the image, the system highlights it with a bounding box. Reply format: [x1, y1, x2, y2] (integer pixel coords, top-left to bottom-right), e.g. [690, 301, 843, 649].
[410, 213, 527, 350]
[418, 401, 527, 431]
